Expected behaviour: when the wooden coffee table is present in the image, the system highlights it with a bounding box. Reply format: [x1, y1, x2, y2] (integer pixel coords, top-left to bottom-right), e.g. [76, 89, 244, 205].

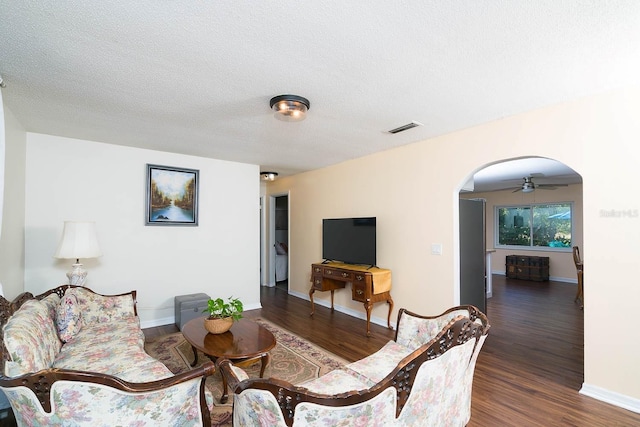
[181, 317, 276, 403]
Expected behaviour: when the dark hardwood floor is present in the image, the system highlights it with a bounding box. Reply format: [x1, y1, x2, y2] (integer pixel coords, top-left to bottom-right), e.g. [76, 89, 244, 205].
[144, 275, 640, 426]
[468, 275, 639, 426]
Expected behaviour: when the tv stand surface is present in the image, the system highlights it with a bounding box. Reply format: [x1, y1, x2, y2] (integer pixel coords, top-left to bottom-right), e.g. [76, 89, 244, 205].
[310, 262, 393, 336]
[321, 259, 376, 269]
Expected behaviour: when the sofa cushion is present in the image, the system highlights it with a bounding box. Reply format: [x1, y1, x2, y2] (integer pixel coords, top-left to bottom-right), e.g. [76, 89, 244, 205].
[294, 386, 397, 427]
[53, 317, 145, 374]
[346, 340, 414, 384]
[298, 369, 374, 394]
[56, 293, 83, 343]
[4, 299, 61, 377]
[396, 312, 467, 350]
[40, 293, 61, 321]
[115, 356, 174, 382]
[68, 287, 136, 325]
[53, 315, 172, 383]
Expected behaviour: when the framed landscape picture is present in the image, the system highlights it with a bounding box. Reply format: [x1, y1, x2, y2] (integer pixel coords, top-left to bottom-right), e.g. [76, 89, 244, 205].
[145, 164, 199, 226]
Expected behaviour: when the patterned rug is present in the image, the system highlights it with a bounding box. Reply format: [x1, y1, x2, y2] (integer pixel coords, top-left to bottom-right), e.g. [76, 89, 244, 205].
[144, 318, 347, 426]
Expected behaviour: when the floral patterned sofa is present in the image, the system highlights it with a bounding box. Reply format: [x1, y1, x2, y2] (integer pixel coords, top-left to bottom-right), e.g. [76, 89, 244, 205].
[218, 305, 489, 427]
[0, 285, 216, 426]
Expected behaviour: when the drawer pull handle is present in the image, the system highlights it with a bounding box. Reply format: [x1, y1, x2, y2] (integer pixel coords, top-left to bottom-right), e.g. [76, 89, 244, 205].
[356, 275, 363, 281]
[341, 272, 349, 278]
[327, 270, 332, 275]
[315, 279, 321, 285]
[356, 289, 364, 296]
[314, 267, 321, 273]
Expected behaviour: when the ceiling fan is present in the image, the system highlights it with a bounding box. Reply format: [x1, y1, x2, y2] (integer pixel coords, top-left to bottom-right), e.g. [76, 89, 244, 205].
[511, 176, 568, 193]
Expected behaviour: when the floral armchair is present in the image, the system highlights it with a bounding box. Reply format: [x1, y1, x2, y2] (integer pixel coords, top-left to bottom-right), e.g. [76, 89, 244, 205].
[218, 305, 489, 427]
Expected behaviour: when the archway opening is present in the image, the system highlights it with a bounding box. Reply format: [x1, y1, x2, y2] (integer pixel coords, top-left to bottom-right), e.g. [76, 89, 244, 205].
[458, 156, 585, 392]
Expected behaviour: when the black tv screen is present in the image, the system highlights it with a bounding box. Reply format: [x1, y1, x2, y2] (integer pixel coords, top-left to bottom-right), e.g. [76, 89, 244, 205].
[322, 217, 376, 266]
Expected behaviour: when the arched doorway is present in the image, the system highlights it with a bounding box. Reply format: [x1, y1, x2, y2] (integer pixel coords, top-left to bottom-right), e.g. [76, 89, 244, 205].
[458, 156, 584, 387]
[459, 157, 583, 298]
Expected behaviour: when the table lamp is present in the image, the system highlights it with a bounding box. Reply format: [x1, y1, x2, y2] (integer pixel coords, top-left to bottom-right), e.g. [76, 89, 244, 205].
[54, 221, 102, 286]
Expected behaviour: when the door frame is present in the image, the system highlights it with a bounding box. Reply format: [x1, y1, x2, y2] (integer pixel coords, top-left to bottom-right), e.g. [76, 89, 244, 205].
[265, 192, 290, 287]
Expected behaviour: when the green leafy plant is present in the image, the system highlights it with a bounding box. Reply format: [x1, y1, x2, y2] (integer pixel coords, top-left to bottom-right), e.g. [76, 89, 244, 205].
[203, 296, 243, 321]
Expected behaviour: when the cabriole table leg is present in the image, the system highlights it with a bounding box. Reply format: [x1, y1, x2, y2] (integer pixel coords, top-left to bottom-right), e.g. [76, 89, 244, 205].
[309, 287, 316, 315]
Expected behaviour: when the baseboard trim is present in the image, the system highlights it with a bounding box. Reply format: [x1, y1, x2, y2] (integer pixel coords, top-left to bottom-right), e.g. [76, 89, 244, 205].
[140, 302, 262, 330]
[288, 289, 392, 329]
[549, 276, 578, 284]
[492, 270, 577, 284]
[580, 383, 640, 414]
[141, 316, 174, 329]
[244, 302, 262, 312]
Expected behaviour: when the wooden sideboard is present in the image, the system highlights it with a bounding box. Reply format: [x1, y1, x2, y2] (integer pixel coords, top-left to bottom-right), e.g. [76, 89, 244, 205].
[310, 262, 394, 336]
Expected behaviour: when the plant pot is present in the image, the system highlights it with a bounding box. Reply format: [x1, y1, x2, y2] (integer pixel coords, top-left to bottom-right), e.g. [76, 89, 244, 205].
[204, 316, 233, 334]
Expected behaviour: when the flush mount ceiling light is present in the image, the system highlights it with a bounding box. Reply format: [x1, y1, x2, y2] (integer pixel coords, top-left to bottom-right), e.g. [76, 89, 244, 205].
[261, 172, 278, 181]
[270, 95, 310, 122]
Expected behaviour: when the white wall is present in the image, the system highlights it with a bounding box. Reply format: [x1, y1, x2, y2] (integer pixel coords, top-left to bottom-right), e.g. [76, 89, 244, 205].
[266, 87, 640, 410]
[0, 106, 26, 300]
[24, 133, 261, 327]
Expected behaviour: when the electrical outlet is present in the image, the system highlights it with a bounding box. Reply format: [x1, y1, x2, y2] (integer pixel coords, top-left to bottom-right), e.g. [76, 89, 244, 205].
[431, 244, 443, 255]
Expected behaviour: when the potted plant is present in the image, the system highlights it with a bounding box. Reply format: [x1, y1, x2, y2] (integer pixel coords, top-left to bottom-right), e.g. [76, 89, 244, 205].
[202, 296, 243, 334]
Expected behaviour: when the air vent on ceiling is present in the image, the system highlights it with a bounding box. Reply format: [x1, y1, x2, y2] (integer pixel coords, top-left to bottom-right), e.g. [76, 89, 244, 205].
[386, 121, 423, 134]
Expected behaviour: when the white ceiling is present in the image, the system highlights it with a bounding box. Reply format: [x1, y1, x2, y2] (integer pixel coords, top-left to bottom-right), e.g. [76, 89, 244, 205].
[471, 157, 582, 193]
[1, 1, 639, 184]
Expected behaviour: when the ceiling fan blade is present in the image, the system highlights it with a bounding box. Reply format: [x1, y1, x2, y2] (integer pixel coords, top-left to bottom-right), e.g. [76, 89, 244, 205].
[537, 183, 568, 188]
[512, 188, 522, 193]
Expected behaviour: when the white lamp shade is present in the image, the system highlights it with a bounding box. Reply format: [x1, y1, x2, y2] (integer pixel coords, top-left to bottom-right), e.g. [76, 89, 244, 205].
[54, 221, 102, 260]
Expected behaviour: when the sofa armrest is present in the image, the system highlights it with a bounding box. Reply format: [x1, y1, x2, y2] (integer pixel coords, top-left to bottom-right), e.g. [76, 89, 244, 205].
[0, 361, 215, 426]
[218, 358, 403, 427]
[216, 358, 249, 390]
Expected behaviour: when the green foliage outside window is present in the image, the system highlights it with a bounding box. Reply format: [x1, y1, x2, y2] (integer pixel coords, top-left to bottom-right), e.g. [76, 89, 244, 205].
[497, 203, 572, 248]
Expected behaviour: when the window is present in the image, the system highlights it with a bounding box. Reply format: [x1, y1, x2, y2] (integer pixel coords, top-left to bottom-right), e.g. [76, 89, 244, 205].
[496, 203, 572, 249]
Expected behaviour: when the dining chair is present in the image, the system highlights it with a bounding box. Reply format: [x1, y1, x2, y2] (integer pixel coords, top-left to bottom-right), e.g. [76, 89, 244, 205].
[572, 246, 583, 308]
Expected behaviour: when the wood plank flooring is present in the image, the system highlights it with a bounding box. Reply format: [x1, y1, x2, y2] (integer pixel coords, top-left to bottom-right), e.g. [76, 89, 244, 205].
[148, 276, 640, 426]
[469, 275, 640, 426]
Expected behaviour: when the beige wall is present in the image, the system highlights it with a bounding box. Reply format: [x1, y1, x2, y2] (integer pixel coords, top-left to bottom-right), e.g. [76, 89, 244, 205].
[462, 183, 583, 281]
[0, 107, 26, 300]
[24, 134, 261, 327]
[265, 88, 640, 408]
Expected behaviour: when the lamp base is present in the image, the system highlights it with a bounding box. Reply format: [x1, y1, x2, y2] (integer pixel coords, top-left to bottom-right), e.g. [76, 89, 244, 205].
[67, 263, 88, 286]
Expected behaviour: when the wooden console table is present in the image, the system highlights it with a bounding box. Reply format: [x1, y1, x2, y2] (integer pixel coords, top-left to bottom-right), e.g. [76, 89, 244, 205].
[310, 262, 394, 336]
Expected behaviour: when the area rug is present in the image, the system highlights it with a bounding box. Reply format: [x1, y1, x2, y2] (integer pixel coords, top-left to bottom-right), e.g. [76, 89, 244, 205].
[144, 318, 347, 426]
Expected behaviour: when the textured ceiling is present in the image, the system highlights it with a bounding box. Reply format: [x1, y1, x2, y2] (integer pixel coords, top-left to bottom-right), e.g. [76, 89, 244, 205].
[1, 1, 639, 181]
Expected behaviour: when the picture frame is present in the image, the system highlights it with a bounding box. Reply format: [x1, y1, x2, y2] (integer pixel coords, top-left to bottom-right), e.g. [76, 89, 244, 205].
[145, 164, 199, 226]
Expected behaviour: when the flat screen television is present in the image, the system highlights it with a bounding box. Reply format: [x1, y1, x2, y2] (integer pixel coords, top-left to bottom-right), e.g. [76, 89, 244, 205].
[322, 217, 376, 266]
